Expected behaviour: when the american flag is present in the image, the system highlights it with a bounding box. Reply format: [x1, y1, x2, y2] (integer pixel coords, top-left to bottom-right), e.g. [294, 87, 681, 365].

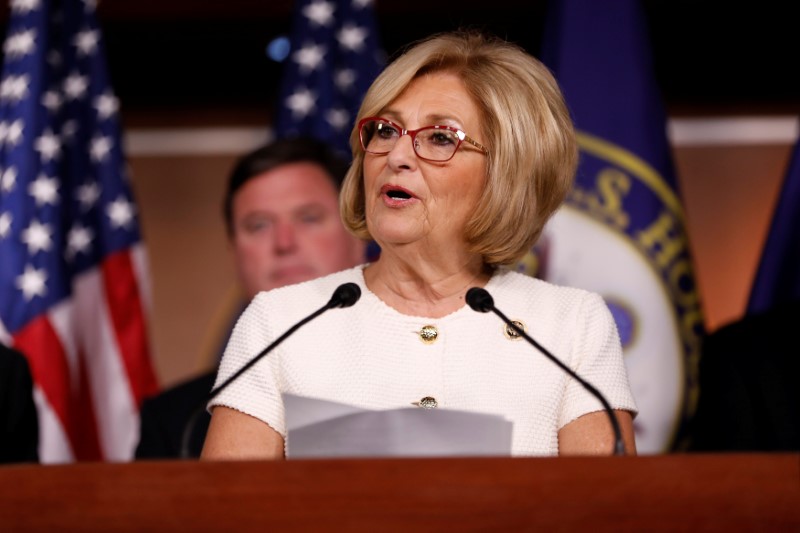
[274, 0, 384, 158]
[0, 0, 159, 462]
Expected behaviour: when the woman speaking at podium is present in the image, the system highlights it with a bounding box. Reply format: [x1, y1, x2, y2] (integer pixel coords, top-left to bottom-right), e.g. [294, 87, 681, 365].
[202, 30, 638, 459]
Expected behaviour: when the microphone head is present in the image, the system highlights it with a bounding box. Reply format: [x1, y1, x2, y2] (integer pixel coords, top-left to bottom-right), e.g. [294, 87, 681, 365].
[466, 287, 494, 313]
[329, 282, 361, 308]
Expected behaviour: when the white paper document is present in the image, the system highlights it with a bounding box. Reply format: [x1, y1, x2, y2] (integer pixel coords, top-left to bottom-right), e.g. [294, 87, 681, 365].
[283, 393, 513, 459]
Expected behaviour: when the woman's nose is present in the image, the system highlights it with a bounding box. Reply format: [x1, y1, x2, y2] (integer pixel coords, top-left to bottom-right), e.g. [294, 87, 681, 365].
[386, 132, 417, 170]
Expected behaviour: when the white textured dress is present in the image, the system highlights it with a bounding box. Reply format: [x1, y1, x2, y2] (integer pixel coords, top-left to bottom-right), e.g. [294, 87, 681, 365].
[209, 265, 637, 456]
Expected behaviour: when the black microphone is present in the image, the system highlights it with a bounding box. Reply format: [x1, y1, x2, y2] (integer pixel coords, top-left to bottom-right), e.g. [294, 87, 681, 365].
[465, 287, 626, 456]
[179, 282, 361, 458]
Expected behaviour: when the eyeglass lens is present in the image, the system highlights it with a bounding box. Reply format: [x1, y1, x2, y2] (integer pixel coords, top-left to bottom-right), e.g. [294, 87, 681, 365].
[361, 119, 460, 161]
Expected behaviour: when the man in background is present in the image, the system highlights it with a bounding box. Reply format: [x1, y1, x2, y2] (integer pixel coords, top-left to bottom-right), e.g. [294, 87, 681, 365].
[135, 137, 366, 458]
[689, 300, 799, 452]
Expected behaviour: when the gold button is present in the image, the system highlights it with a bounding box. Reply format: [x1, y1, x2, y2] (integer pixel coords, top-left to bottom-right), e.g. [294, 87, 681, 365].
[504, 320, 526, 340]
[419, 325, 438, 344]
[419, 396, 438, 409]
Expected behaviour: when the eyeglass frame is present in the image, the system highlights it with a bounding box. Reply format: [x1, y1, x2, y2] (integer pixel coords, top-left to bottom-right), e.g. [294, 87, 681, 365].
[357, 116, 489, 162]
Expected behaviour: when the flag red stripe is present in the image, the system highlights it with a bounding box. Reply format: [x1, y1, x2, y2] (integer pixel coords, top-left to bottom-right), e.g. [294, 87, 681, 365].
[13, 316, 74, 455]
[101, 250, 159, 406]
[17, 315, 106, 460]
[74, 350, 104, 461]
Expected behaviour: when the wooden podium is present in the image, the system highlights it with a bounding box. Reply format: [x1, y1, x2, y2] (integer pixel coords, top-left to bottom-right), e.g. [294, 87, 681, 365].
[1, 453, 797, 531]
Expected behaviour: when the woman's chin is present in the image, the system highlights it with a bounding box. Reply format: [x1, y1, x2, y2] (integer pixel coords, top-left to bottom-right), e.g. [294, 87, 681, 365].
[367, 222, 425, 248]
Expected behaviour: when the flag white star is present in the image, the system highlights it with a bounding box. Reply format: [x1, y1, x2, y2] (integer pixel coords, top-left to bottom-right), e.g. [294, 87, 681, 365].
[334, 68, 356, 91]
[107, 196, 135, 229]
[352, 0, 372, 8]
[3, 29, 36, 58]
[90, 135, 113, 162]
[337, 24, 367, 52]
[75, 182, 100, 210]
[66, 223, 94, 259]
[34, 129, 62, 162]
[0, 74, 30, 102]
[73, 29, 99, 56]
[0, 167, 16, 192]
[293, 43, 326, 73]
[303, 0, 335, 26]
[285, 88, 317, 118]
[82, 0, 97, 11]
[20, 219, 53, 254]
[0, 212, 11, 239]
[5, 120, 24, 146]
[93, 91, 119, 120]
[10, 0, 41, 14]
[326, 108, 350, 130]
[42, 90, 63, 113]
[63, 72, 88, 100]
[16, 264, 47, 301]
[28, 173, 59, 206]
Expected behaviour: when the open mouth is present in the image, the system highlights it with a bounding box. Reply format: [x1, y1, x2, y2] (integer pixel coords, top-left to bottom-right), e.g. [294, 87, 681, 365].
[386, 189, 412, 200]
[381, 184, 416, 201]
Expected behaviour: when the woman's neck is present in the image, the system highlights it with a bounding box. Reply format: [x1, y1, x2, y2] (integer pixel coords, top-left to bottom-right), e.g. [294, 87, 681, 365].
[364, 253, 492, 318]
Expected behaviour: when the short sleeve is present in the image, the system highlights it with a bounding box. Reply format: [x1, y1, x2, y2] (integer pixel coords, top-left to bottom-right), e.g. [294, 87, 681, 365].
[558, 292, 638, 429]
[207, 293, 287, 437]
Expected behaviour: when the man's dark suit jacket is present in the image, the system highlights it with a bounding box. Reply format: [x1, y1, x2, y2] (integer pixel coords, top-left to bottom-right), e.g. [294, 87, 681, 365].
[0, 345, 39, 463]
[135, 371, 215, 459]
[689, 300, 799, 451]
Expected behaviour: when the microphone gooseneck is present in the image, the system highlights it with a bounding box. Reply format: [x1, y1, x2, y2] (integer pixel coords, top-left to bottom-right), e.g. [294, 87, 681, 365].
[466, 287, 626, 456]
[179, 282, 362, 458]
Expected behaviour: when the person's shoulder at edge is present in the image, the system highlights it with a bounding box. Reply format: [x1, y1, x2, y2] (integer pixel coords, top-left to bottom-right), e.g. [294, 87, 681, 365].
[0, 344, 40, 463]
[135, 370, 217, 459]
[142, 371, 217, 410]
[708, 299, 800, 344]
[698, 298, 800, 383]
[0, 343, 32, 379]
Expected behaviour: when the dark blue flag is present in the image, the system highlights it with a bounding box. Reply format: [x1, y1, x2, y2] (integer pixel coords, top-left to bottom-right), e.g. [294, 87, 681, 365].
[528, 0, 704, 453]
[274, 0, 384, 159]
[747, 137, 800, 315]
[0, 0, 158, 462]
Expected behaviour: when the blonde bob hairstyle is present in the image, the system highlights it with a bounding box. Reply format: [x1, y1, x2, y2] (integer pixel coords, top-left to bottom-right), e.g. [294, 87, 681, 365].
[340, 30, 577, 266]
